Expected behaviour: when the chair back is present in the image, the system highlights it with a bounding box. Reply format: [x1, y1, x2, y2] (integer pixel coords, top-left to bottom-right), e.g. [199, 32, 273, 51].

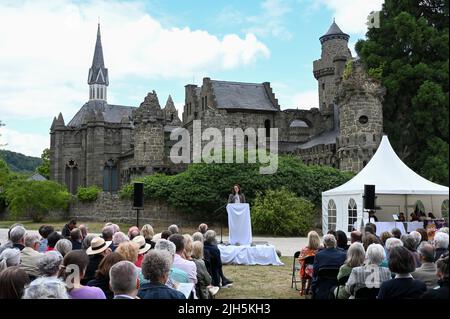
[303, 255, 315, 265]
[354, 287, 379, 299]
[317, 267, 340, 279]
[337, 275, 350, 286]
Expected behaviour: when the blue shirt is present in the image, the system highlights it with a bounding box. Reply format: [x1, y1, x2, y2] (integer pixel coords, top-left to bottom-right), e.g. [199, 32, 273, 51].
[137, 282, 186, 300]
[39, 239, 48, 253]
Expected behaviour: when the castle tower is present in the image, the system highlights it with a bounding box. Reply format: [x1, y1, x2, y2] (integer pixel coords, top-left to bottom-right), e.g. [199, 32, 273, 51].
[88, 24, 109, 101]
[336, 59, 385, 172]
[132, 91, 165, 166]
[313, 20, 351, 115]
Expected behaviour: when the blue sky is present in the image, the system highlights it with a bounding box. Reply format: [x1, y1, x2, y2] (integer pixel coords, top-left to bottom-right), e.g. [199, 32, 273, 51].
[0, 0, 383, 157]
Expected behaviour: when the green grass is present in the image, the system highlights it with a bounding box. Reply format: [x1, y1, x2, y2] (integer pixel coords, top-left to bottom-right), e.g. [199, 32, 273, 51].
[216, 256, 303, 299]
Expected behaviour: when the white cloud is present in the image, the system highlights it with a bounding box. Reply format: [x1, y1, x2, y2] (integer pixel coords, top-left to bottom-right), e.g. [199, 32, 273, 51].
[0, 0, 270, 121]
[316, 0, 384, 34]
[218, 0, 293, 40]
[0, 128, 48, 157]
[290, 90, 319, 109]
[271, 81, 318, 110]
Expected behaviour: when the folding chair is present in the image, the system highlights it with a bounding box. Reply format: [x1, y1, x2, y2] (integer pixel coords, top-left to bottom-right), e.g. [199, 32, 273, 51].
[291, 251, 301, 290]
[300, 255, 315, 296]
[312, 267, 340, 299]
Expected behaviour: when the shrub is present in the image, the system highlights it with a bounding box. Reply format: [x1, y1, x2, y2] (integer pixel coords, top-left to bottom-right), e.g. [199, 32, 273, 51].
[5, 180, 71, 222]
[119, 155, 353, 219]
[77, 186, 101, 202]
[251, 188, 315, 236]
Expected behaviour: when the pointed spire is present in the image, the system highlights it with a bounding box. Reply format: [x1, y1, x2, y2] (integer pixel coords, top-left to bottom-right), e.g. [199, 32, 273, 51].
[164, 95, 176, 110]
[88, 23, 109, 87]
[320, 20, 349, 44]
[50, 116, 57, 130]
[57, 112, 65, 125]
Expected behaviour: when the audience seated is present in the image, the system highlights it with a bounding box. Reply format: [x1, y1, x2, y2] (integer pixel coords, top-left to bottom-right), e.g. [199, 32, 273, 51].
[381, 237, 403, 268]
[336, 230, 349, 251]
[0, 248, 21, 272]
[378, 246, 427, 299]
[416, 228, 428, 242]
[169, 234, 197, 284]
[112, 232, 129, 246]
[311, 234, 346, 299]
[87, 251, 125, 299]
[84, 237, 112, 284]
[1, 225, 26, 253]
[55, 239, 72, 257]
[191, 241, 217, 299]
[362, 233, 379, 251]
[391, 228, 402, 239]
[140, 224, 156, 249]
[334, 242, 365, 299]
[132, 236, 151, 268]
[154, 239, 189, 286]
[161, 230, 172, 240]
[81, 234, 96, 251]
[192, 232, 204, 243]
[138, 250, 186, 299]
[38, 225, 54, 252]
[168, 224, 179, 235]
[37, 250, 63, 277]
[433, 232, 449, 261]
[346, 244, 391, 298]
[0, 224, 23, 254]
[350, 231, 362, 244]
[46, 232, 63, 252]
[109, 260, 140, 299]
[409, 231, 422, 248]
[128, 226, 140, 240]
[102, 226, 116, 251]
[198, 223, 208, 235]
[421, 253, 449, 299]
[402, 234, 421, 267]
[0, 266, 30, 299]
[116, 241, 139, 266]
[412, 242, 438, 289]
[203, 230, 232, 287]
[298, 231, 321, 295]
[20, 233, 42, 279]
[70, 228, 83, 250]
[379, 231, 392, 246]
[79, 224, 88, 240]
[22, 276, 69, 299]
[59, 250, 106, 299]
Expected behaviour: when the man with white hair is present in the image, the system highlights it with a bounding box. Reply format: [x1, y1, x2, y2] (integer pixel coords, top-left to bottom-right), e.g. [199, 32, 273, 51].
[433, 231, 449, 261]
[0, 248, 21, 272]
[168, 224, 179, 235]
[110, 260, 140, 299]
[412, 242, 438, 289]
[0, 224, 24, 254]
[311, 234, 346, 299]
[22, 277, 69, 299]
[9, 225, 26, 251]
[20, 233, 42, 278]
[113, 232, 129, 246]
[409, 231, 422, 247]
[154, 239, 189, 286]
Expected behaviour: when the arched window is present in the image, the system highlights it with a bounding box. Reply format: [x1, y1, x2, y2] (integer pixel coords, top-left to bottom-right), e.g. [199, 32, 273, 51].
[264, 119, 271, 138]
[65, 160, 79, 195]
[442, 200, 449, 223]
[103, 159, 118, 193]
[328, 200, 337, 231]
[348, 198, 357, 232]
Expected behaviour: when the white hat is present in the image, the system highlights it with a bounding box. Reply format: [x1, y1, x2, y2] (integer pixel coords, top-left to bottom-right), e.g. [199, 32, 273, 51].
[132, 236, 151, 254]
[86, 237, 112, 255]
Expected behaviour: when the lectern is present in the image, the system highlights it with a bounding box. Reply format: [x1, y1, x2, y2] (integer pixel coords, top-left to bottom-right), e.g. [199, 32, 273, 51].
[226, 203, 252, 245]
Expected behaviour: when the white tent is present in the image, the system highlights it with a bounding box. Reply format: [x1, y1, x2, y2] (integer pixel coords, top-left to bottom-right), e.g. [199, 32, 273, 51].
[322, 135, 449, 235]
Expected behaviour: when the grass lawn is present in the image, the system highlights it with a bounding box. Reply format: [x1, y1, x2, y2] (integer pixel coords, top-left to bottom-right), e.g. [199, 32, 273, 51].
[216, 256, 303, 299]
[0, 220, 229, 236]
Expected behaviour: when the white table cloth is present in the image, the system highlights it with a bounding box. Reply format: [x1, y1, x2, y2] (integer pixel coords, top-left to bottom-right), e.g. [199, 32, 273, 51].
[405, 221, 425, 232]
[374, 222, 406, 236]
[227, 203, 252, 245]
[218, 244, 284, 266]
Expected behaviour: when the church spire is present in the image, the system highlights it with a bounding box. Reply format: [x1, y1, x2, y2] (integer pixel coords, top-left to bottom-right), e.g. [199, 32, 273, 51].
[88, 23, 109, 101]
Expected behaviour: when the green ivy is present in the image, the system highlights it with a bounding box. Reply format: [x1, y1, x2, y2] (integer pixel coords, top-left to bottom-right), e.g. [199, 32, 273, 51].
[77, 186, 101, 202]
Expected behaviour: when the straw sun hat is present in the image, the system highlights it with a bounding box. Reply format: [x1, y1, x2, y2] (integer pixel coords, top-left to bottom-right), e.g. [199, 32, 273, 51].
[132, 235, 151, 254]
[86, 237, 112, 255]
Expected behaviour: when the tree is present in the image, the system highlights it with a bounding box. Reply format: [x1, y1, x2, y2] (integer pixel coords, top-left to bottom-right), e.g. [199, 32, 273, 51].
[36, 148, 50, 179]
[0, 158, 10, 210]
[5, 180, 71, 222]
[355, 0, 449, 185]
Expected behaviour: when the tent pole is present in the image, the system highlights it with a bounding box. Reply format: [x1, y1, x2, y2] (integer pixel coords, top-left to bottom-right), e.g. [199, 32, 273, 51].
[404, 195, 408, 221]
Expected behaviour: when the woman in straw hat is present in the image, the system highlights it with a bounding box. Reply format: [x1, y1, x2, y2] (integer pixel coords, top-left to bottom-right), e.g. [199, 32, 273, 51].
[132, 236, 151, 268]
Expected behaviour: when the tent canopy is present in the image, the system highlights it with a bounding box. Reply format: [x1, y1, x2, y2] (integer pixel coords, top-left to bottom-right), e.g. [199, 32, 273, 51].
[323, 136, 449, 196]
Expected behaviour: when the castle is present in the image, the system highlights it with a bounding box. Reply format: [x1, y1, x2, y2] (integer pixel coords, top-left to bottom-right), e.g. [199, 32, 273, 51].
[50, 22, 385, 194]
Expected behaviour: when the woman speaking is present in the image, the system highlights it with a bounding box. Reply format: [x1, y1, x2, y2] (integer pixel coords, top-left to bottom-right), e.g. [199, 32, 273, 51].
[228, 184, 246, 204]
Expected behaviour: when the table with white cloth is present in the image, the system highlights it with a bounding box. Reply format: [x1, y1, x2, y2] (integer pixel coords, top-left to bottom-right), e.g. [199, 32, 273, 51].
[226, 203, 252, 245]
[373, 222, 406, 236]
[405, 221, 424, 232]
[218, 244, 284, 266]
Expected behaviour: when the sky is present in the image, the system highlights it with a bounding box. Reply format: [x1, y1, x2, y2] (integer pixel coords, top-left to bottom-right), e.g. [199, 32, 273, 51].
[0, 0, 384, 157]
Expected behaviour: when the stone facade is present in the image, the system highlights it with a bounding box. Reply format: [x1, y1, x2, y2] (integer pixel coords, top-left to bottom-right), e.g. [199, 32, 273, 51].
[50, 21, 385, 193]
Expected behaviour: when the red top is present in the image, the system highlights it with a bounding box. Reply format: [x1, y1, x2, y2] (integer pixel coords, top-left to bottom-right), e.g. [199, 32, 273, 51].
[46, 247, 55, 252]
[135, 254, 144, 268]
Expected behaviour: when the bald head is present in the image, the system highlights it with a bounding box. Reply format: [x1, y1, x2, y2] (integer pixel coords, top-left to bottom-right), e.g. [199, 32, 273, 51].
[418, 242, 435, 263]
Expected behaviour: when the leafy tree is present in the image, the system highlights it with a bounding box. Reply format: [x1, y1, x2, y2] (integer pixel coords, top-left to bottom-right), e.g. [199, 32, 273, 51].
[356, 0, 449, 185]
[0, 150, 42, 172]
[120, 155, 353, 218]
[5, 180, 71, 222]
[251, 188, 315, 236]
[0, 158, 11, 210]
[36, 148, 50, 179]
